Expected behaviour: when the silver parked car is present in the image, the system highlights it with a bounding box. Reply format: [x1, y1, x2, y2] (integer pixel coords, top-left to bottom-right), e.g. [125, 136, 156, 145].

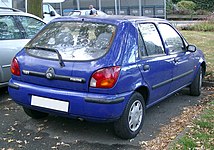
[0, 7, 46, 87]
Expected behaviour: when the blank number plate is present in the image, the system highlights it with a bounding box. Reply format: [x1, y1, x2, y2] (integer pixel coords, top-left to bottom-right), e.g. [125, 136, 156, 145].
[31, 95, 69, 112]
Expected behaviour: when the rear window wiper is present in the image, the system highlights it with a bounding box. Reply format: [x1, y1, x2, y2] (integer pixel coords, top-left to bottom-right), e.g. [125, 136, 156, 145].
[26, 46, 65, 67]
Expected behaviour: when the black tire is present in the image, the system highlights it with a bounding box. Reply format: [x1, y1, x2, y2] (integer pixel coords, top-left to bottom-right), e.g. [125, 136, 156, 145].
[23, 107, 49, 119]
[190, 66, 202, 96]
[114, 92, 145, 139]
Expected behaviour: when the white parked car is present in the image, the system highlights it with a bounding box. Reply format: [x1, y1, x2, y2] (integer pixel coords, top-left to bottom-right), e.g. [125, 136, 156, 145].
[43, 3, 61, 23]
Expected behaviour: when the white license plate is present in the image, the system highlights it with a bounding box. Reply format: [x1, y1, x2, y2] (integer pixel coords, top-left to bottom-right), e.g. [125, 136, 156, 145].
[31, 95, 69, 112]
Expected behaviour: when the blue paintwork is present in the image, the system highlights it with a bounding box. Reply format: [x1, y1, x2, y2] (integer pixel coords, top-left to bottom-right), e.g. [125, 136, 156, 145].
[8, 15, 206, 122]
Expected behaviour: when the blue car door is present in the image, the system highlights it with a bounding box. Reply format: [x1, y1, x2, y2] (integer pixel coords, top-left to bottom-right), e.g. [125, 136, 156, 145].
[158, 23, 196, 93]
[137, 23, 174, 107]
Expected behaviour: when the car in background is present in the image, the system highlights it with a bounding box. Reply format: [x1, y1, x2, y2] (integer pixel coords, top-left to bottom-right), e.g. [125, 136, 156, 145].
[8, 15, 206, 139]
[43, 3, 61, 23]
[69, 10, 107, 17]
[0, 7, 46, 88]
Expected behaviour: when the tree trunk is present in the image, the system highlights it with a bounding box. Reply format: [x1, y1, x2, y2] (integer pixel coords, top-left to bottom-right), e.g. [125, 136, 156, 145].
[27, 0, 43, 19]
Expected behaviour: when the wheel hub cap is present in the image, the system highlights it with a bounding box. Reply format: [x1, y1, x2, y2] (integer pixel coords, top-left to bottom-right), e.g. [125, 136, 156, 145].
[128, 100, 143, 132]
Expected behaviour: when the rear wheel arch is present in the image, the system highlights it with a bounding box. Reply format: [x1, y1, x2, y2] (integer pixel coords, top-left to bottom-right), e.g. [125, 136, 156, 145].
[135, 86, 149, 106]
[113, 86, 149, 139]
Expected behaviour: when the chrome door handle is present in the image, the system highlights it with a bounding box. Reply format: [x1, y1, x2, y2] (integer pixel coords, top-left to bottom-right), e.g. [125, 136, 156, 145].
[143, 64, 150, 71]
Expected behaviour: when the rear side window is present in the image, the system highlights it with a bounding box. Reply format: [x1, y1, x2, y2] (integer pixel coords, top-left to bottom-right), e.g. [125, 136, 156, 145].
[27, 22, 116, 61]
[0, 16, 22, 40]
[138, 23, 164, 56]
[17, 16, 45, 39]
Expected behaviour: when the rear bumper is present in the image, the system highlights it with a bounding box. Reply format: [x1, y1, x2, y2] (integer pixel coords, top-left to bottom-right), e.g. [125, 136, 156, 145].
[8, 79, 131, 122]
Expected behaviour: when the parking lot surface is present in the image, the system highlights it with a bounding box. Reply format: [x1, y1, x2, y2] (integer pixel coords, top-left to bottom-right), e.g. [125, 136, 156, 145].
[0, 87, 213, 149]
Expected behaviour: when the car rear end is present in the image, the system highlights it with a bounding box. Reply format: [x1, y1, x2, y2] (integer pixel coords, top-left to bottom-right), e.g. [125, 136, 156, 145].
[8, 17, 134, 121]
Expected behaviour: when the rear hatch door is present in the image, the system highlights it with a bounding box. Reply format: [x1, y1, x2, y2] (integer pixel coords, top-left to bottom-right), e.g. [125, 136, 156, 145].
[18, 21, 117, 92]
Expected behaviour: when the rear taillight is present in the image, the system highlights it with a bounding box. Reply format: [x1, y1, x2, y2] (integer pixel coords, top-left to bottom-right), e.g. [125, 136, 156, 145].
[11, 57, 20, 76]
[90, 66, 121, 88]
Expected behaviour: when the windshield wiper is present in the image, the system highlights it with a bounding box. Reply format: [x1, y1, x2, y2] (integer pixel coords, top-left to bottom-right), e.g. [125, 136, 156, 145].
[26, 46, 65, 67]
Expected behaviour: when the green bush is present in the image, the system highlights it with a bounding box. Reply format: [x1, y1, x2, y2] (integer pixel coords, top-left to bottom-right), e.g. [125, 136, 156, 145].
[192, 0, 214, 12]
[177, 1, 196, 12]
[166, 0, 174, 14]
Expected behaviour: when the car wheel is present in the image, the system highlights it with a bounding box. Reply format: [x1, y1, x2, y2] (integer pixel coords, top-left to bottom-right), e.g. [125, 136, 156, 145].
[23, 107, 49, 119]
[190, 66, 202, 96]
[114, 92, 145, 139]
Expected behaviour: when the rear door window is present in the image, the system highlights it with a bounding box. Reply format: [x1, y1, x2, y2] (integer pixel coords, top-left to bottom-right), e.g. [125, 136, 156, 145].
[138, 23, 164, 56]
[17, 16, 46, 39]
[26, 22, 116, 61]
[0, 16, 22, 40]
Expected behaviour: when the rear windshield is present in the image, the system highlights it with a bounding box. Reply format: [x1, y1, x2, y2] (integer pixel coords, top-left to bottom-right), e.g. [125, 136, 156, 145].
[26, 21, 116, 61]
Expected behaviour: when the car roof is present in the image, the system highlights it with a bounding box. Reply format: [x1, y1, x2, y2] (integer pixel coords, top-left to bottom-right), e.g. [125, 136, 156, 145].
[0, 7, 21, 12]
[53, 15, 168, 25]
[0, 7, 45, 23]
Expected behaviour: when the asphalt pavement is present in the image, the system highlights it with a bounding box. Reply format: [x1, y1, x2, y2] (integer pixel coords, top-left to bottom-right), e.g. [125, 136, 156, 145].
[0, 86, 213, 150]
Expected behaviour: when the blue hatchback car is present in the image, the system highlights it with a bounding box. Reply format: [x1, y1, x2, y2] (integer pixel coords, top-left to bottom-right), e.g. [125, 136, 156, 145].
[8, 15, 206, 139]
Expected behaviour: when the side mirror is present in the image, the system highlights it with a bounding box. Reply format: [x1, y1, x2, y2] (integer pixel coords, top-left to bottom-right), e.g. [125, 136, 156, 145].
[187, 44, 196, 52]
[50, 11, 56, 16]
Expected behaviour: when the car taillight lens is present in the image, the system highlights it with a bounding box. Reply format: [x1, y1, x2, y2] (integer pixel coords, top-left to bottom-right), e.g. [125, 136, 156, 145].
[11, 58, 20, 76]
[90, 66, 121, 88]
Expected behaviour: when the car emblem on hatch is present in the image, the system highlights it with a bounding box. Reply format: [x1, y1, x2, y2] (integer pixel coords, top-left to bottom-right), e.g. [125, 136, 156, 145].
[45, 67, 55, 80]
